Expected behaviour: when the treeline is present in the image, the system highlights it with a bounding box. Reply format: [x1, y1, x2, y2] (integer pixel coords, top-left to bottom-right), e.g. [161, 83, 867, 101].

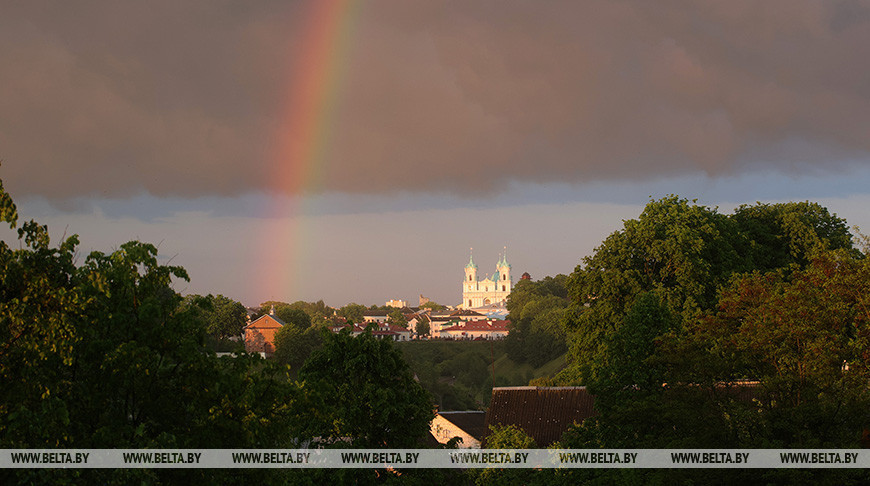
[561, 198, 870, 450]
[0, 178, 446, 484]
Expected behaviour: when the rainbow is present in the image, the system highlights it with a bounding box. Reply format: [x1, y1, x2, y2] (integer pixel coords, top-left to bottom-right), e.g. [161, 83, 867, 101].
[257, 0, 361, 303]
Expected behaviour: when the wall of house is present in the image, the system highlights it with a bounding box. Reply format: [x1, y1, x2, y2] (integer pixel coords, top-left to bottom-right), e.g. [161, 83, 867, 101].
[430, 414, 481, 448]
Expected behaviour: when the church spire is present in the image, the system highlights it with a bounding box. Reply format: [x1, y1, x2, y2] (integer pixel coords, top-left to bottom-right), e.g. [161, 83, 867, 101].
[499, 246, 511, 268]
[465, 247, 478, 269]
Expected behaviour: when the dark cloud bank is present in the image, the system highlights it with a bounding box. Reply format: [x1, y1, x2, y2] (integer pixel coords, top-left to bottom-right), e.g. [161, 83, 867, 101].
[2, 0, 870, 201]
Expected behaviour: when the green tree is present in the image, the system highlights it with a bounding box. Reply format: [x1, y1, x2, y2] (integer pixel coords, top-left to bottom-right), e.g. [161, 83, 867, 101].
[183, 294, 247, 339]
[564, 252, 870, 484]
[664, 250, 870, 448]
[416, 317, 430, 337]
[575, 292, 702, 449]
[388, 308, 408, 327]
[421, 301, 446, 311]
[472, 425, 540, 486]
[61, 242, 301, 450]
[273, 323, 322, 372]
[505, 275, 569, 366]
[596, 292, 677, 396]
[484, 423, 537, 448]
[287, 300, 333, 326]
[275, 306, 311, 329]
[732, 201, 856, 271]
[298, 329, 434, 448]
[0, 177, 303, 483]
[0, 220, 81, 449]
[563, 196, 743, 384]
[255, 301, 328, 328]
[338, 302, 367, 324]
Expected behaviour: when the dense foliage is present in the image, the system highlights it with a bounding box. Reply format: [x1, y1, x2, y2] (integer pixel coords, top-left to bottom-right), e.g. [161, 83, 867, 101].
[299, 330, 434, 448]
[505, 275, 569, 367]
[273, 321, 323, 373]
[547, 196, 870, 484]
[398, 340, 564, 410]
[562, 196, 857, 384]
[0, 176, 436, 484]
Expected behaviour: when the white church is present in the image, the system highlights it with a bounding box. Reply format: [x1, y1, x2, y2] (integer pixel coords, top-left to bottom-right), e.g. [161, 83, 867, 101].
[460, 250, 512, 310]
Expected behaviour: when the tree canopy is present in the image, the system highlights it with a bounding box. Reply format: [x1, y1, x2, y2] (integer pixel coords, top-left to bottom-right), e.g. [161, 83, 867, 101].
[273, 321, 322, 374]
[337, 302, 367, 324]
[554, 196, 869, 483]
[298, 329, 434, 448]
[421, 300, 447, 311]
[182, 293, 247, 340]
[505, 275, 569, 368]
[561, 196, 855, 384]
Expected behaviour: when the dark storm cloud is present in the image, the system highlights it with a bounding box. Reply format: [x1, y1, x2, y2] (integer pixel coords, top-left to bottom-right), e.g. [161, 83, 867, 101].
[2, 1, 870, 200]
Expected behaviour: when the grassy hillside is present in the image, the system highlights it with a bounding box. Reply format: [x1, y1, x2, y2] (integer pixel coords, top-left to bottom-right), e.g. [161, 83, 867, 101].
[397, 340, 566, 411]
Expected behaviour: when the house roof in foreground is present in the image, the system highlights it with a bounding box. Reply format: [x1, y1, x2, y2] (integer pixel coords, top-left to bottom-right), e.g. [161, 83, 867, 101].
[437, 411, 487, 442]
[244, 313, 286, 330]
[484, 386, 596, 447]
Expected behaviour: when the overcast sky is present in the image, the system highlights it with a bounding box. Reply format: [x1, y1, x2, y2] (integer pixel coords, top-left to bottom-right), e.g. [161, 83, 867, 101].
[3, 1, 870, 307]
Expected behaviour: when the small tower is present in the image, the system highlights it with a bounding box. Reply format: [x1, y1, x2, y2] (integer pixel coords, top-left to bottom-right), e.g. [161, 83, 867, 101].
[496, 248, 512, 293]
[464, 248, 478, 285]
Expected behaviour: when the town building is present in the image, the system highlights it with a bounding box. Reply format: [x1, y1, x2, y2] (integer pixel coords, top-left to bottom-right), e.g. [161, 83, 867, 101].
[437, 319, 509, 340]
[428, 309, 486, 334]
[362, 310, 389, 324]
[330, 322, 412, 341]
[243, 307, 286, 355]
[461, 251, 512, 309]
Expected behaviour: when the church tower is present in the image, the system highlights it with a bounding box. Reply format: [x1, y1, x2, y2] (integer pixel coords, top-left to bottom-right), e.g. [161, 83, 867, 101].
[496, 250, 512, 294]
[464, 250, 478, 287]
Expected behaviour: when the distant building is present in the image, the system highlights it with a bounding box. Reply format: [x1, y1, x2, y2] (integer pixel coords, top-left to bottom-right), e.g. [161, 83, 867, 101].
[461, 250, 512, 309]
[362, 310, 389, 324]
[437, 319, 510, 340]
[243, 307, 285, 355]
[429, 309, 487, 334]
[330, 322, 411, 341]
[386, 299, 407, 308]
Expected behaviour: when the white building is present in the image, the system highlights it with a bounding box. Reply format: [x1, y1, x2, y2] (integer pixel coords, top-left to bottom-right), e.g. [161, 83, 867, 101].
[461, 251, 512, 309]
[437, 320, 510, 340]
